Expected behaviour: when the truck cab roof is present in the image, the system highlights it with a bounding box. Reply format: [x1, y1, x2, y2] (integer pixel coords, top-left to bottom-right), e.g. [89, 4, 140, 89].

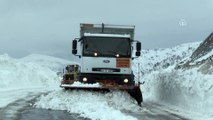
[80, 23, 135, 40]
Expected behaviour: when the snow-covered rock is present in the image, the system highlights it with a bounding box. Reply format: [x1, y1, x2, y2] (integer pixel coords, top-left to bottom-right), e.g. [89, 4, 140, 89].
[177, 32, 213, 68]
[133, 42, 201, 74]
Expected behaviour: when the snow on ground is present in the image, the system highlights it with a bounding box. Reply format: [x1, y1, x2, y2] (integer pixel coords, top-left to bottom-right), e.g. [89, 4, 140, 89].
[0, 88, 46, 108]
[1, 40, 213, 120]
[34, 90, 140, 120]
[0, 54, 71, 90]
[0, 53, 74, 107]
[0, 53, 140, 120]
[142, 67, 213, 119]
[140, 45, 213, 119]
[33, 41, 210, 120]
[19, 54, 76, 72]
[134, 41, 201, 74]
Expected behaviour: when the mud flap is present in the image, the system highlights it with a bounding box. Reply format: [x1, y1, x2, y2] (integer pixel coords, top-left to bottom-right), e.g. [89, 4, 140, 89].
[128, 86, 143, 106]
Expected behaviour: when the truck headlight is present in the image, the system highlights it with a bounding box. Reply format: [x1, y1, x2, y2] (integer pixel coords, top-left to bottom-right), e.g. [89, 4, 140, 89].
[94, 53, 98, 56]
[116, 54, 119, 57]
[83, 77, 87, 82]
[124, 78, 128, 83]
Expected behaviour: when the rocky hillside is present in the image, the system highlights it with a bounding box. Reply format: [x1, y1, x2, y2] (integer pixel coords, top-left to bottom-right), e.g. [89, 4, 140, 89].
[141, 32, 213, 118]
[177, 32, 213, 70]
[134, 42, 200, 74]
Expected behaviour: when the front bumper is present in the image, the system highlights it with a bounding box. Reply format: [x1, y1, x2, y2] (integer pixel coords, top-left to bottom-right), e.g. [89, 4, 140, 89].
[78, 73, 135, 85]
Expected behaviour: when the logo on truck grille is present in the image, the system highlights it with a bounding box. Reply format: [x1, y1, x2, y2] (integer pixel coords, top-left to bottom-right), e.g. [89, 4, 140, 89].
[103, 60, 110, 63]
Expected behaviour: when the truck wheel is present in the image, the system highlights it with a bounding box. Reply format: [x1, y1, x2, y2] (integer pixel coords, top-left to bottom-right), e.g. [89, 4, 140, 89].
[128, 87, 143, 106]
[64, 87, 69, 90]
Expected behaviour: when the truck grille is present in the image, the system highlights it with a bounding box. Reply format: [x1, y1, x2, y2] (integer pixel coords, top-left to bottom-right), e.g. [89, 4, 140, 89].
[92, 68, 120, 72]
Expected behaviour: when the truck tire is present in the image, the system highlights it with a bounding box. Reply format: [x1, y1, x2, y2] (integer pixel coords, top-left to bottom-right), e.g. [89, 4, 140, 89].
[128, 87, 143, 106]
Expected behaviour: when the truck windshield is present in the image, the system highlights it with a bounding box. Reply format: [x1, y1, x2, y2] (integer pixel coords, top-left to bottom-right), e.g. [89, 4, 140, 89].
[82, 37, 131, 57]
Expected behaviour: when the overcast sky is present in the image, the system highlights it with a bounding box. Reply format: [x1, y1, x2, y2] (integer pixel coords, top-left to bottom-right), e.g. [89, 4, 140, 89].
[0, 0, 213, 60]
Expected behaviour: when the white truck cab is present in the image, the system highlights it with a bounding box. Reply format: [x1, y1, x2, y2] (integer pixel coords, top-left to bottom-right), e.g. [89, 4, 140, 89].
[72, 23, 141, 86]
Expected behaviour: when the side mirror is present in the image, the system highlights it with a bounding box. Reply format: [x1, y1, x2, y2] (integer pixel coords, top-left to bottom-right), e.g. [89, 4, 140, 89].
[136, 42, 141, 51]
[72, 40, 77, 55]
[136, 42, 141, 57]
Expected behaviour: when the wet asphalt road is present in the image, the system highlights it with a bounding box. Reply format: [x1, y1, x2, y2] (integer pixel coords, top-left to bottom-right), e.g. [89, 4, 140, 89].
[19, 108, 89, 120]
[0, 92, 190, 120]
[0, 92, 89, 120]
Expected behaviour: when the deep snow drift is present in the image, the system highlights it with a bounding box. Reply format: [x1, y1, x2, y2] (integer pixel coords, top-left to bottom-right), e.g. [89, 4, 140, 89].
[0, 54, 72, 90]
[35, 90, 140, 120]
[0, 54, 74, 108]
[139, 41, 213, 119]
[142, 67, 213, 119]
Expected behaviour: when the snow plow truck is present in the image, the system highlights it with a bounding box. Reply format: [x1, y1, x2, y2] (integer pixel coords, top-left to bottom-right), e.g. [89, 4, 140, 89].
[60, 23, 143, 106]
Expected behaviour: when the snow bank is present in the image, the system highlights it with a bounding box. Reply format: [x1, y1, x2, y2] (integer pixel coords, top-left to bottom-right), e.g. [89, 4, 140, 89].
[134, 42, 200, 74]
[35, 90, 140, 120]
[135, 41, 213, 119]
[142, 66, 213, 119]
[19, 54, 76, 71]
[0, 54, 72, 90]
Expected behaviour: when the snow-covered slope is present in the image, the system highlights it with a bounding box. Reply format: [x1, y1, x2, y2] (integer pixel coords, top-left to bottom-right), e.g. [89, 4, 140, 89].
[140, 40, 213, 119]
[190, 32, 213, 62]
[133, 42, 201, 74]
[177, 33, 213, 69]
[19, 54, 77, 72]
[142, 67, 213, 119]
[0, 54, 73, 90]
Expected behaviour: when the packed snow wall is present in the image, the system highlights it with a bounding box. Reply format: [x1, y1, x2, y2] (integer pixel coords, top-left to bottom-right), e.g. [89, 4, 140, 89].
[138, 38, 213, 118]
[0, 54, 73, 90]
[142, 68, 213, 117]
